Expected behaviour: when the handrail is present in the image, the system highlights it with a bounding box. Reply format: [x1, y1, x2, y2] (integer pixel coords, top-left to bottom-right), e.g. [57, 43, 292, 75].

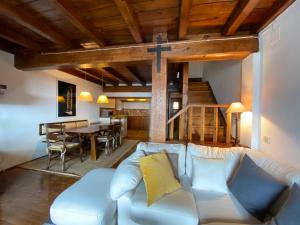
[168, 103, 230, 124]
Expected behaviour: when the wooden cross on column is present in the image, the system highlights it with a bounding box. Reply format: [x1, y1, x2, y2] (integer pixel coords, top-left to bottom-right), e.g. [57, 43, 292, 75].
[147, 34, 171, 73]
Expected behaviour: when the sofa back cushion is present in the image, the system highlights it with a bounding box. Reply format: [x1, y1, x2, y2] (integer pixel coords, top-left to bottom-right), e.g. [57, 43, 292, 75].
[137, 142, 186, 177]
[110, 150, 145, 200]
[244, 150, 300, 187]
[244, 150, 300, 216]
[145, 152, 179, 178]
[186, 143, 244, 181]
[228, 155, 287, 221]
[273, 183, 300, 225]
[192, 157, 228, 194]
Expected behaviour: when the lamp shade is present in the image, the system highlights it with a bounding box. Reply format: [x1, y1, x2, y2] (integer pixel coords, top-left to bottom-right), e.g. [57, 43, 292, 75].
[57, 96, 65, 103]
[227, 102, 247, 113]
[97, 94, 109, 104]
[78, 91, 93, 102]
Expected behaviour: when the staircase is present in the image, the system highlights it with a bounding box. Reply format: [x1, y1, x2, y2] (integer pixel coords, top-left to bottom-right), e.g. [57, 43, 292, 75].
[188, 81, 227, 143]
[168, 80, 230, 145]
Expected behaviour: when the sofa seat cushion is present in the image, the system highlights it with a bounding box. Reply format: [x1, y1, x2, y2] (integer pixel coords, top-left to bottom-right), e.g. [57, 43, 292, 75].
[50, 168, 116, 225]
[130, 182, 198, 225]
[192, 189, 260, 224]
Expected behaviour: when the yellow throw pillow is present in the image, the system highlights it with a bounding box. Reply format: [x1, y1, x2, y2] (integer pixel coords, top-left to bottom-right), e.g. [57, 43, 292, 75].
[139, 151, 181, 206]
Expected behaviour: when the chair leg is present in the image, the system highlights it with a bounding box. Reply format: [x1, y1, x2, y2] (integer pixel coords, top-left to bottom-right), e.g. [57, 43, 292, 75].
[112, 137, 115, 149]
[80, 146, 83, 162]
[46, 151, 51, 170]
[105, 141, 109, 155]
[61, 152, 66, 172]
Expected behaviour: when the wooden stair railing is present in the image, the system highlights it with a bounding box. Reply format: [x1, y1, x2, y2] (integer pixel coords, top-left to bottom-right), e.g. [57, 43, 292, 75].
[168, 104, 231, 144]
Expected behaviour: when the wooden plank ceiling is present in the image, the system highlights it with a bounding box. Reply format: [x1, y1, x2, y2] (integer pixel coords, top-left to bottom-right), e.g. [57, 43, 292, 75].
[0, 0, 295, 86]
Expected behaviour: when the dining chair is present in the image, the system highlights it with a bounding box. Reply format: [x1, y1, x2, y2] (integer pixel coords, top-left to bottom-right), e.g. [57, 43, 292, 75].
[96, 125, 115, 155]
[114, 123, 122, 147]
[45, 124, 81, 171]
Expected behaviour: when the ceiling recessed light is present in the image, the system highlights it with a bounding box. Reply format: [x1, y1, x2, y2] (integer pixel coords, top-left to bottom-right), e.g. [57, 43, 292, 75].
[80, 42, 100, 49]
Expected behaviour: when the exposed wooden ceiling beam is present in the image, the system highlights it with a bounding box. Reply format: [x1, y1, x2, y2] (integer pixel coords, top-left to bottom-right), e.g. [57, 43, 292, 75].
[0, 1, 72, 47]
[76, 68, 107, 83]
[256, 0, 295, 32]
[125, 66, 147, 86]
[0, 38, 21, 55]
[59, 68, 101, 85]
[109, 65, 146, 86]
[179, 0, 192, 40]
[223, 0, 260, 36]
[85, 68, 118, 86]
[103, 86, 151, 92]
[114, 0, 144, 43]
[15, 36, 258, 70]
[102, 67, 132, 85]
[51, 0, 106, 47]
[0, 26, 43, 50]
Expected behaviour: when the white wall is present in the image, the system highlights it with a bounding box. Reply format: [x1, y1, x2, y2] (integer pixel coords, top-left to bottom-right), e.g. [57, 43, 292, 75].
[188, 62, 204, 78]
[0, 51, 102, 170]
[240, 53, 261, 149]
[203, 60, 242, 104]
[259, 0, 300, 169]
[240, 1, 300, 169]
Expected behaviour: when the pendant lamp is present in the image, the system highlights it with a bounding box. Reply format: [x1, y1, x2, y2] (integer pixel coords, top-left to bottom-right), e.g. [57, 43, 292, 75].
[97, 71, 109, 104]
[78, 67, 94, 102]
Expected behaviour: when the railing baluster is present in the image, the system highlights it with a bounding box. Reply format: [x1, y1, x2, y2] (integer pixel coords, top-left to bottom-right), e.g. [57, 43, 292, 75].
[188, 107, 193, 141]
[167, 104, 230, 144]
[226, 112, 232, 144]
[179, 114, 185, 141]
[213, 107, 218, 144]
[200, 107, 205, 143]
[169, 121, 174, 140]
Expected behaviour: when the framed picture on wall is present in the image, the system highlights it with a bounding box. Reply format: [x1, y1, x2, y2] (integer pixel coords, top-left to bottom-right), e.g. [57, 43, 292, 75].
[57, 80, 76, 117]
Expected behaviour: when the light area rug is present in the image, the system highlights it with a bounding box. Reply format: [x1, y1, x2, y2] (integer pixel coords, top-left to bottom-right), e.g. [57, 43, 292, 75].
[19, 139, 138, 177]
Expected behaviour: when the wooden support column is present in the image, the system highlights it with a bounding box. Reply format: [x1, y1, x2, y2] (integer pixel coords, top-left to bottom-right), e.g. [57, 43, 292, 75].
[179, 62, 189, 140]
[188, 107, 193, 141]
[150, 33, 168, 142]
[200, 107, 205, 143]
[213, 108, 219, 144]
[226, 112, 232, 144]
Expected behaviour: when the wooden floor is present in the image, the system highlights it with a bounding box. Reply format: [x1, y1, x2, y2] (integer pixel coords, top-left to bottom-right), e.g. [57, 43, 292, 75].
[0, 134, 233, 225]
[0, 168, 78, 225]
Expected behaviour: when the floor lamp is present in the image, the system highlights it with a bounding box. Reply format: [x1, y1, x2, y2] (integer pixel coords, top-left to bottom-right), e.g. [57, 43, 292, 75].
[227, 102, 247, 146]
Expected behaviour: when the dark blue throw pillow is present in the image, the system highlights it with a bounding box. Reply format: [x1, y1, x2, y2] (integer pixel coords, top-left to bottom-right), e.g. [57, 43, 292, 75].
[273, 183, 300, 225]
[228, 155, 287, 221]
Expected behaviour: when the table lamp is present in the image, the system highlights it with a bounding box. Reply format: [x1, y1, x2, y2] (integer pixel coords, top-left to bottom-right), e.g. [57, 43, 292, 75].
[227, 102, 247, 145]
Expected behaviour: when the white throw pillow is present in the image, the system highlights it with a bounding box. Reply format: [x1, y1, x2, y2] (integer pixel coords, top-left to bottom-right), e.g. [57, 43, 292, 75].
[192, 157, 228, 194]
[110, 150, 145, 200]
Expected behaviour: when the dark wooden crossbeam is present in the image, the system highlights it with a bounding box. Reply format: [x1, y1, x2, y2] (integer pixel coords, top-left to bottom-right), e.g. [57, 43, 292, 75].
[223, 0, 260, 36]
[179, 0, 192, 40]
[0, 1, 72, 47]
[103, 86, 151, 92]
[0, 26, 43, 50]
[52, 0, 106, 47]
[15, 36, 258, 70]
[114, 0, 143, 43]
[256, 0, 295, 32]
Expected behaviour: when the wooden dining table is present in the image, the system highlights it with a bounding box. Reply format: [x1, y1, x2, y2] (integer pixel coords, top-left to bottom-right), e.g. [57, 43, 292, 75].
[66, 124, 111, 160]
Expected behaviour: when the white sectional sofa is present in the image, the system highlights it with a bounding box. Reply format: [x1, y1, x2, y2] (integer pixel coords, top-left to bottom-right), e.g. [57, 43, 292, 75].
[50, 142, 300, 225]
[116, 142, 300, 225]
